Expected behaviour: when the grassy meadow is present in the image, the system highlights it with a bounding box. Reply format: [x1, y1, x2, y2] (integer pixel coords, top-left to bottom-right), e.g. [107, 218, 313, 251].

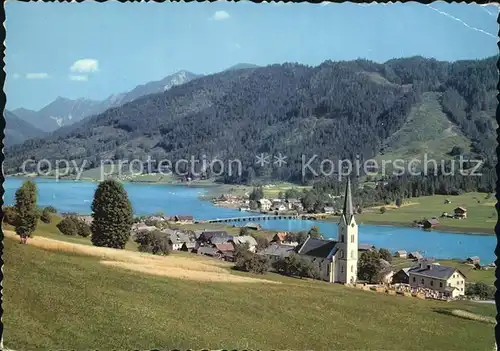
[3, 232, 496, 350]
[354, 192, 496, 234]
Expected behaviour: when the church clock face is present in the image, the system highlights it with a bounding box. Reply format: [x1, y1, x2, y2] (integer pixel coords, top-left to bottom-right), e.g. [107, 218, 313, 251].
[351, 223, 355, 227]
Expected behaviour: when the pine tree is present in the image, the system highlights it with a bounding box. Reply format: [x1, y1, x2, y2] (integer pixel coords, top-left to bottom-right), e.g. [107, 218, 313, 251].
[14, 180, 38, 238]
[90, 180, 133, 249]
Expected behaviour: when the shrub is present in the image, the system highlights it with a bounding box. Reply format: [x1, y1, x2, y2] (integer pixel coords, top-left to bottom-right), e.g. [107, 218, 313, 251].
[3, 206, 18, 225]
[40, 209, 52, 224]
[378, 248, 392, 263]
[134, 230, 170, 255]
[380, 207, 387, 214]
[76, 220, 92, 238]
[239, 227, 250, 236]
[273, 253, 319, 279]
[235, 252, 270, 274]
[57, 217, 79, 236]
[465, 282, 495, 299]
[44, 206, 57, 213]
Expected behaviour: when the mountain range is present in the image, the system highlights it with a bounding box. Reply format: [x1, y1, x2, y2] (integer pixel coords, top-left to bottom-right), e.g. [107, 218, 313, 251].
[12, 70, 202, 133]
[12, 63, 262, 133]
[5, 56, 497, 184]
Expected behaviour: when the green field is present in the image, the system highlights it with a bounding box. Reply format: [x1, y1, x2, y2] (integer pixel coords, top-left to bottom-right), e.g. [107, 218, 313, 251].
[3, 235, 495, 350]
[354, 192, 496, 234]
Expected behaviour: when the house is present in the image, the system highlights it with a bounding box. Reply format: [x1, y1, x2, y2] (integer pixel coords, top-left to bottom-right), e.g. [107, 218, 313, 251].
[174, 215, 194, 224]
[132, 223, 157, 233]
[258, 199, 272, 211]
[222, 252, 235, 262]
[196, 230, 230, 243]
[395, 250, 408, 258]
[454, 207, 467, 219]
[409, 252, 423, 261]
[466, 256, 480, 265]
[76, 215, 93, 225]
[286, 199, 301, 210]
[231, 235, 258, 252]
[379, 259, 394, 284]
[408, 262, 467, 298]
[195, 246, 222, 258]
[214, 242, 235, 253]
[358, 244, 376, 252]
[164, 230, 194, 250]
[392, 268, 411, 284]
[244, 222, 261, 231]
[210, 236, 231, 245]
[296, 178, 359, 285]
[270, 232, 298, 246]
[180, 242, 196, 252]
[257, 243, 296, 263]
[423, 218, 440, 229]
[271, 232, 288, 243]
[323, 206, 335, 214]
[271, 200, 287, 212]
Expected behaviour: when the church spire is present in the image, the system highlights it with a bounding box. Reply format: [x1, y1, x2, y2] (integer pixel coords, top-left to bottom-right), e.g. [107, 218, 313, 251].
[343, 177, 354, 222]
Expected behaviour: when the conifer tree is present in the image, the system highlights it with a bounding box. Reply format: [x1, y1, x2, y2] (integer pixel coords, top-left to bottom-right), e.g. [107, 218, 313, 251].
[90, 180, 133, 249]
[14, 180, 38, 239]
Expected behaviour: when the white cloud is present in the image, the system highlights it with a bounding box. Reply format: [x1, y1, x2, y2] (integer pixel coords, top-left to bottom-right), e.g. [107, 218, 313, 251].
[212, 11, 230, 21]
[69, 74, 88, 81]
[25, 73, 49, 79]
[70, 58, 99, 73]
[12, 73, 20, 80]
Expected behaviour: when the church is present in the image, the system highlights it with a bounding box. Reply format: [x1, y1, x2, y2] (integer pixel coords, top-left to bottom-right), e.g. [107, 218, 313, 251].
[297, 178, 359, 284]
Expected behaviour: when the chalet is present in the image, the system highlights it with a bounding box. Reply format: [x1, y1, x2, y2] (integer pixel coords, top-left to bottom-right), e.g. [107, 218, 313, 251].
[174, 215, 194, 224]
[409, 252, 423, 261]
[466, 256, 480, 265]
[244, 222, 261, 231]
[423, 218, 440, 229]
[408, 262, 467, 298]
[231, 235, 258, 252]
[257, 243, 296, 263]
[395, 250, 408, 258]
[454, 207, 467, 219]
[323, 207, 335, 214]
[258, 199, 272, 211]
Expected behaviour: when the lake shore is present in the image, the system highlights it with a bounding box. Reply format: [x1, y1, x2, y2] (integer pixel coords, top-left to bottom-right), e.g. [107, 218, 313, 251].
[7, 176, 495, 236]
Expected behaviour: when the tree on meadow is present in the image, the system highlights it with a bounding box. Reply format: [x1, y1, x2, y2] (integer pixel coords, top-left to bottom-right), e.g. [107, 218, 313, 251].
[14, 180, 38, 243]
[90, 180, 133, 249]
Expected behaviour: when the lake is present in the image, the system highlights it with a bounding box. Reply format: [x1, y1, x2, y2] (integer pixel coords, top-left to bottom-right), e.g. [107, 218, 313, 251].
[3, 178, 497, 263]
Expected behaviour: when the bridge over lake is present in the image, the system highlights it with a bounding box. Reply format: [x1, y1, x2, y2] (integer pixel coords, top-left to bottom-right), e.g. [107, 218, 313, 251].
[198, 214, 328, 224]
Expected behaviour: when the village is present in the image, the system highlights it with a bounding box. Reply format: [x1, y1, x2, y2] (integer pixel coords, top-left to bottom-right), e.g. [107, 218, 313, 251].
[83, 180, 494, 305]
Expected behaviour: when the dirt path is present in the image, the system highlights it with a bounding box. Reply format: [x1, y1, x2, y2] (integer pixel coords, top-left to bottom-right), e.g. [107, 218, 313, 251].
[4, 230, 280, 284]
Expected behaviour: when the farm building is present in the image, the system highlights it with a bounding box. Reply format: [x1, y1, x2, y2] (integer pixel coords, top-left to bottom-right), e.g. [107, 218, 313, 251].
[454, 207, 467, 219]
[409, 252, 424, 261]
[423, 218, 440, 229]
[395, 250, 408, 258]
[408, 262, 466, 298]
[466, 256, 480, 265]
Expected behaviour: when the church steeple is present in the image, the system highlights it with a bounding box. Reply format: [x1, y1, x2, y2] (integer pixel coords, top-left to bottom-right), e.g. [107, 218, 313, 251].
[342, 177, 354, 222]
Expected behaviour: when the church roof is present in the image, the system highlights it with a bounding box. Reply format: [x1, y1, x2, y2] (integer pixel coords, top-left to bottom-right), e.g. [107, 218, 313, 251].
[297, 237, 338, 259]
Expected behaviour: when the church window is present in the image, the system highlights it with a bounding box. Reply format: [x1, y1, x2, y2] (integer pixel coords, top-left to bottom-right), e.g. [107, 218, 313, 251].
[350, 235, 354, 243]
[341, 265, 344, 273]
[341, 235, 344, 242]
[340, 250, 344, 258]
[350, 265, 353, 273]
[351, 250, 354, 258]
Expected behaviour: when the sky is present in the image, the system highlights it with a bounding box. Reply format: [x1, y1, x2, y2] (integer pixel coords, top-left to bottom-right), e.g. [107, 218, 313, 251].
[4, 1, 499, 111]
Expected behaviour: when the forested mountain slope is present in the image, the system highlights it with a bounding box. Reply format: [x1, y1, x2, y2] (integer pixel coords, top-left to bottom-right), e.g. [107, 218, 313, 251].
[5, 56, 497, 184]
[4, 110, 46, 147]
